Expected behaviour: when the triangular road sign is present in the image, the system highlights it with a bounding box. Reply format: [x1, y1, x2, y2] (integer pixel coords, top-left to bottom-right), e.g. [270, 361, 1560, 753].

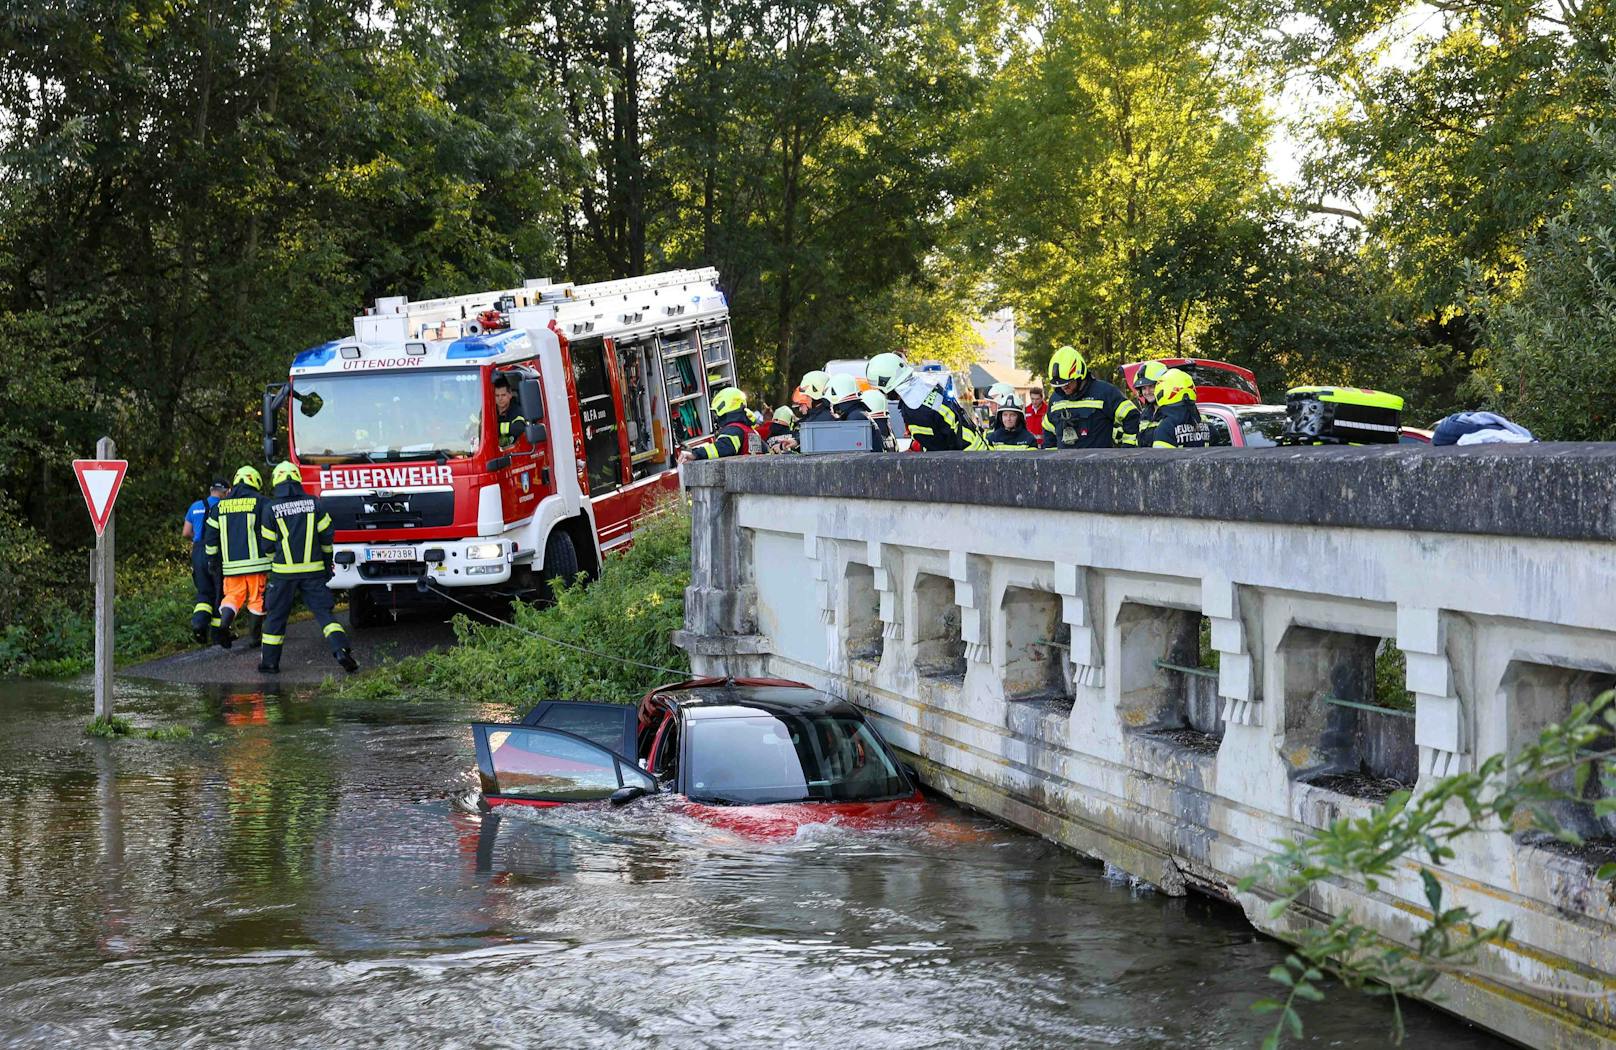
[73, 459, 128, 537]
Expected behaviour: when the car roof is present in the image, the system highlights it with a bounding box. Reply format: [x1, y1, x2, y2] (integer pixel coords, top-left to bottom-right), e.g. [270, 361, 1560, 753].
[653, 682, 864, 721]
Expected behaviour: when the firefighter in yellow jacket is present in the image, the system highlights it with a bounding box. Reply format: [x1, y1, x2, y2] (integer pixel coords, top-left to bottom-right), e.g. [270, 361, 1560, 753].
[256, 461, 358, 675]
[203, 466, 270, 648]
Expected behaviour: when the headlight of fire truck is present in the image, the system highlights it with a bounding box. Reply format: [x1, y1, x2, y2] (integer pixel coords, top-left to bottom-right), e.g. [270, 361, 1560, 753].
[465, 542, 505, 562]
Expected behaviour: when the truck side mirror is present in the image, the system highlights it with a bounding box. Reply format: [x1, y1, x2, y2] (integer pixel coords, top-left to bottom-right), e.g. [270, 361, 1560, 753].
[262, 383, 289, 464]
[525, 421, 547, 446]
[519, 378, 545, 422]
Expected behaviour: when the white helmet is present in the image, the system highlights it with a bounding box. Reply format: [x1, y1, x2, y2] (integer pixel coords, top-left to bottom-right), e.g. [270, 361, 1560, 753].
[866, 352, 914, 394]
[798, 370, 831, 401]
[826, 373, 863, 406]
[987, 382, 1020, 409]
[859, 389, 888, 416]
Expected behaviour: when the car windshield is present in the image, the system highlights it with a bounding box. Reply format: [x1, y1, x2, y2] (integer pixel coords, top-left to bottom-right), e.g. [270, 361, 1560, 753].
[1240, 410, 1289, 447]
[686, 712, 910, 804]
[291, 369, 484, 464]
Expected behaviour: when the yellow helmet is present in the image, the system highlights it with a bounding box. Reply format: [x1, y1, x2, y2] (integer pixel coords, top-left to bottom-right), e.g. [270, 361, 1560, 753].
[1156, 368, 1196, 406]
[233, 465, 263, 491]
[711, 386, 747, 417]
[271, 461, 301, 487]
[772, 406, 796, 427]
[1136, 360, 1169, 387]
[798, 370, 830, 401]
[1048, 345, 1088, 384]
[826, 373, 863, 406]
[866, 352, 914, 394]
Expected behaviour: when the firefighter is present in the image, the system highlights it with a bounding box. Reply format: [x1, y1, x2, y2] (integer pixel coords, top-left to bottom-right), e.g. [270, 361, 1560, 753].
[492, 372, 525, 446]
[1133, 360, 1170, 447]
[859, 389, 895, 448]
[203, 466, 270, 648]
[183, 478, 228, 643]
[827, 374, 866, 419]
[256, 460, 358, 675]
[1041, 345, 1139, 449]
[799, 370, 836, 423]
[865, 352, 985, 451]
[985, 389, 1039, 450]
[680, 387, 761, 461]
[1149, 369, 1210, 448]
[766, 406, 799, 453]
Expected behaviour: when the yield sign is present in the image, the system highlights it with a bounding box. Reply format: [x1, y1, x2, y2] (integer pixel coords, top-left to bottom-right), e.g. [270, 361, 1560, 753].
[73, 459, 129, 537]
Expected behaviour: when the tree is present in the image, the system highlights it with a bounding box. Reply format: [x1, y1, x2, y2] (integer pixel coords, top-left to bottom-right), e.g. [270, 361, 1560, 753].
[955, 0, 1274, 371]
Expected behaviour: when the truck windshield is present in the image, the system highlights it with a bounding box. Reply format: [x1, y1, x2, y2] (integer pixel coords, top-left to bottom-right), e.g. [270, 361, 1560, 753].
[291, 369, 484, 464]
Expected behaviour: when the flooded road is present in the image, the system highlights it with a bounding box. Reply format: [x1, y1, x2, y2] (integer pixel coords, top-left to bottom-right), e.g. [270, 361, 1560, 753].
[0, 677, 1505, 1048]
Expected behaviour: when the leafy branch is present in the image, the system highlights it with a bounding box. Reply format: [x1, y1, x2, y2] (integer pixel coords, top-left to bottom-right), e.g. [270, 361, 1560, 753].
[1241, 690, 1616, 1047]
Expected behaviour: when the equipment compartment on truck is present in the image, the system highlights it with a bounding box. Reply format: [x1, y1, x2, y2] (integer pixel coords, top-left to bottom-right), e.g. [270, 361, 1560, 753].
[1282, 386, 1404, 446]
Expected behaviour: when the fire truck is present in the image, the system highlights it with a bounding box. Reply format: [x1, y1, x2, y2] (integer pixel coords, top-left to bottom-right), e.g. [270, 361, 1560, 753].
[262, 267, 738, 626]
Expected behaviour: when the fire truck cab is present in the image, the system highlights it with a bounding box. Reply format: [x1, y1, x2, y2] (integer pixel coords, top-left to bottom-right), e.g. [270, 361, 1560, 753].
[263, 267, 737, 625]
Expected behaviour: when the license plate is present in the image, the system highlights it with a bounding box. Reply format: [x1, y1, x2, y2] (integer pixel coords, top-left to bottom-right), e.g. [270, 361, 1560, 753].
[367, 546, 416, 562]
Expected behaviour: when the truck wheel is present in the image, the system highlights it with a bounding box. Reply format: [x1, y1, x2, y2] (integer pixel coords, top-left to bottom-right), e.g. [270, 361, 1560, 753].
[540, 530, 580, 600]
[349, 587, 387, 629]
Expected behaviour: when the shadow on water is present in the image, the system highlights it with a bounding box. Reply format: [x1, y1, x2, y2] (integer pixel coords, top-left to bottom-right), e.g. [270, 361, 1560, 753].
[0, 676, 1506, 1048]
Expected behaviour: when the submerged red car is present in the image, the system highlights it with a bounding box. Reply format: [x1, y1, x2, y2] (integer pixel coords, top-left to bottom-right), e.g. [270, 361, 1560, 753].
[471, 678, 927, 838]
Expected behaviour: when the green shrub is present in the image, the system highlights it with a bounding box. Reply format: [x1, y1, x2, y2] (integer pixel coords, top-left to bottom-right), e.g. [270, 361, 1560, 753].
[0, 554, 198, 678]
[85, 716, 194, 741]
[330, 500, 691, 705]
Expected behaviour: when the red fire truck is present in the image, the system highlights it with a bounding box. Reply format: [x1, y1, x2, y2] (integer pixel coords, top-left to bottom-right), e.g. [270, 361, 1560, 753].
[262, 268, 737, 625]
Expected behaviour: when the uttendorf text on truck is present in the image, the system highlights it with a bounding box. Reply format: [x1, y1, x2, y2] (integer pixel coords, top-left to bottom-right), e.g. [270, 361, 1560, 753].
[263, 267, 737, 626]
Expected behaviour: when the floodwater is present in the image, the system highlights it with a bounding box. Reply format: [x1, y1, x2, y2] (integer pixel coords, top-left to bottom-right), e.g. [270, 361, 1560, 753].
[0, 677, 1507, 1049]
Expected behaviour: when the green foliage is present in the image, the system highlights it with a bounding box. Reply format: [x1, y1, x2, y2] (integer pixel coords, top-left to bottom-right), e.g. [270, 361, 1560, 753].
[330, 501, 691, 705]
[84, 716, 192, 741]
[1471, 117, 1616, 440]
[0, 552, 197, 678]
[1242, 690, 1616, 1046]
[1373, 643, 1414, 713]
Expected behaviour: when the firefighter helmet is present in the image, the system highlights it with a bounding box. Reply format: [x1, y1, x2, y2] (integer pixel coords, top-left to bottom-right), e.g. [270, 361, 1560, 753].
[1136, 360, 1169, 389]
[826, 373, 863, 406]
[233, 465, 263, 491]
[271, 461, 301, 487]
[798, 370, 830, 401]
[1048, 346, 1088, 385]
[860, 389, 888, 415]
[866, 352, 914, 394]
[772, 406, 796, 427]
[711, 386, 747, 417]
[988, 383, 1022, 409]
[1156, 368, 1196, 406]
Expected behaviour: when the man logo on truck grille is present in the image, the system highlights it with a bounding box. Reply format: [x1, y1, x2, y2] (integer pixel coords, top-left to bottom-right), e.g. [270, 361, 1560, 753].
[319, 465, 453, 490]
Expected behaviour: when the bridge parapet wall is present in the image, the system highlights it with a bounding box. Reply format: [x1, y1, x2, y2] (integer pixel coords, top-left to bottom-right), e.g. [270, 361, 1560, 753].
[675, 446, 1616, 1048]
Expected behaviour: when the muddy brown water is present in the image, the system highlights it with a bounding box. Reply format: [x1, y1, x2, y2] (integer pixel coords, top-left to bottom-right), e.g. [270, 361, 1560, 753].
[0, 676, 1508, 1048]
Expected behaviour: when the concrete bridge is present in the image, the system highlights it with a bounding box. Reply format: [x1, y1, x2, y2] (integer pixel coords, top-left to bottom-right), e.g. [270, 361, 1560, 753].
[674, 446, 1616, 1049]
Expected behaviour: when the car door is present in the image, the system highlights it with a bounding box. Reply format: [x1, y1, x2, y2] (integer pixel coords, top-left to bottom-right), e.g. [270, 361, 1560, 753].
[518, 701, 639, 758]
[471, 723, 655, 805]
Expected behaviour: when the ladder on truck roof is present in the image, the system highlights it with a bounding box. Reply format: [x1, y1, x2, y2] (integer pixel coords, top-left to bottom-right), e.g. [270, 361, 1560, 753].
[356, 267, 722, 344]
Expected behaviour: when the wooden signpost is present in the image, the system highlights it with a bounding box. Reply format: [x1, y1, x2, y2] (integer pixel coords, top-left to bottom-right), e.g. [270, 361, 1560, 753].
[72, 438, 127, 721]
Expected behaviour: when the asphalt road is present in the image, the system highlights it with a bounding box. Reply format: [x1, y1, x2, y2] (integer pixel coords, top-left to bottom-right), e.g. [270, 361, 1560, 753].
[128, 610, 459, 686]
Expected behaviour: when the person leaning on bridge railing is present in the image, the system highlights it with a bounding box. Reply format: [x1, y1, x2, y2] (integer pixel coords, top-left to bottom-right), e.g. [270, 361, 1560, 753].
[1041, 344, 1139, 449]
[1149, 369, 1210, 449]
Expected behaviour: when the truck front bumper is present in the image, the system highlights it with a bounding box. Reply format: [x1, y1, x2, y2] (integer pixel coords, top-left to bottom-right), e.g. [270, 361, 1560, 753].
[327, 538, 517, 590]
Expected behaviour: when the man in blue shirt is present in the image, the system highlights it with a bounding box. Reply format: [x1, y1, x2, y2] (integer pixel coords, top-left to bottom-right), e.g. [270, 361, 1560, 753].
[183, 479, 228, 643]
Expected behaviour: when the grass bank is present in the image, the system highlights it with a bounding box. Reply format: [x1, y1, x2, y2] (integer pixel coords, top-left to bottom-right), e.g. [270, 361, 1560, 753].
[328, 502, 691, 705]
[0, 559, 198, 678]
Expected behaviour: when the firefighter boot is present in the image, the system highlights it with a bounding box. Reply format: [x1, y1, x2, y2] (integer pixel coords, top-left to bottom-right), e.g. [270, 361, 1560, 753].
[257, 647, 280, 675]
[244, 612, 264, 649]
[213, 607, 236, 650]
[190, 607, 212, 645]
[335, 648, 359, 674]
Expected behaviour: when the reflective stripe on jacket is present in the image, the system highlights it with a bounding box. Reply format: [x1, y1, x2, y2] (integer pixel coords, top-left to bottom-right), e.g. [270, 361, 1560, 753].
[259, 481, 336, 575]
[1040, 378, 1139, 449]
[203, 485, 271, 575]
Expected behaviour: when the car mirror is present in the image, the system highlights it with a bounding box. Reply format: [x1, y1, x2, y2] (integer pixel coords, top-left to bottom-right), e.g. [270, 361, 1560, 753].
[525, 421, 547, 446]
[519, 377, 545, 422]
[609, 785, 649, 807]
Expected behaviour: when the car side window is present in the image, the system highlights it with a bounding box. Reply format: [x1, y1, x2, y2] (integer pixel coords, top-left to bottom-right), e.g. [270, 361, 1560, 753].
[1205, 413, 1233, 447]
